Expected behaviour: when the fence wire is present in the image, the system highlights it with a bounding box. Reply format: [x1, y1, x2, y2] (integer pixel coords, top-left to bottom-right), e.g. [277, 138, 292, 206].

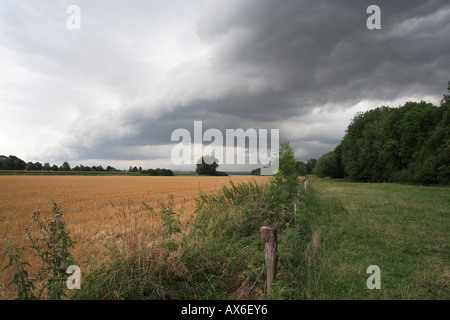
[243, 179, 309, 299]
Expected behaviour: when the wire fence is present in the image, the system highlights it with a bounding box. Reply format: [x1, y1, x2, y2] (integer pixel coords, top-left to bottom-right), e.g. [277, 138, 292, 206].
[243, 179, 309, 299]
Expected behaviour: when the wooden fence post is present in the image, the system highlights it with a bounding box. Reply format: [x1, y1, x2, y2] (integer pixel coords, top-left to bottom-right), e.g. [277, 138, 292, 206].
[292, 203, 297, 226]
[260, 226, 278, 295]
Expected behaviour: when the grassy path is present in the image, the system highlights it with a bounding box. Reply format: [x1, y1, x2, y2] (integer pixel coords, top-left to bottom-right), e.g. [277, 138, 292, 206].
[296, 179, 449, 299]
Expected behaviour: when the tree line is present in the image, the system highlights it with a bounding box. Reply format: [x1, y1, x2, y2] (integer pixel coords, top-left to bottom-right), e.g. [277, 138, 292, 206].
[313, 82, 450, 184]
[0, 157, 122, 172]
[0, 156, 174, 176]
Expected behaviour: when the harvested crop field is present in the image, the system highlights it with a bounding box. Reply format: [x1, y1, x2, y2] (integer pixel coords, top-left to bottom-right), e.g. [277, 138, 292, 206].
[0, 175, 270, 299]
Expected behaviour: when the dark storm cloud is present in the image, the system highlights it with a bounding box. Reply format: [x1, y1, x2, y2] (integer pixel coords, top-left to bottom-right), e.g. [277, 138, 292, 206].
[4, 1, 448, 166]
[196, 0, 449, 111]
[90, 0, 449, 161]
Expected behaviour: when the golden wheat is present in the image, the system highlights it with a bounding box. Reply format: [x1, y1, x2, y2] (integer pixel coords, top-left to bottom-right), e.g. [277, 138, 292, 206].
[0, 175, 270, 299]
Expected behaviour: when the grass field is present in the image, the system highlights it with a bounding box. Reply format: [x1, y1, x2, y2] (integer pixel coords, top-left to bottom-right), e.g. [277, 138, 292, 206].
[0, 175, 270, 299]
[1, 175, 448, 300]
[275, 178, 449, 299]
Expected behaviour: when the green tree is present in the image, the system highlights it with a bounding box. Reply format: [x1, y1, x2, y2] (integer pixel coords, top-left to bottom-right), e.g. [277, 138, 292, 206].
[61, 162, 71, 171]
[295, 161, 307, 176]
[3, 155, 27, 170]
[196, 156, 219, 175]
[270, 141, 300, 203]
[26, 162, 35, 171]
[305, 159, 317, 174]
[34, 162, 43, 171]
[313, 151, 343, 178]
[0, 155, 5, 170]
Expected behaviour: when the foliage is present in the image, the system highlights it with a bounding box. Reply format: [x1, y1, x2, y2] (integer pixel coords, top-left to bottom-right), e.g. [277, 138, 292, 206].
[0, 155, 26, 170]
[250, 167, 261, 175]
[196, 155, 228, 176]
[313, 151, 343, 178]
[143, 194, 182, 251]
[141, 168, 174, 176]
[296, 161, 307, 176]
[315, 82, 450, 184]
[27, 201, 76, 299]
[270, 142, 300, 205]
[2, 245, 37, 300]
[305, 159, 317, 175]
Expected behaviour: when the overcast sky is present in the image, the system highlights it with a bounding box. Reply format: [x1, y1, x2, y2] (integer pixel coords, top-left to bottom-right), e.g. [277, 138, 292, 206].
[1, 0, 449, 171]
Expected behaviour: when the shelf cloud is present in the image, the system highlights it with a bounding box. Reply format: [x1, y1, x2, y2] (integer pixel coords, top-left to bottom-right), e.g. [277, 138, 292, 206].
[1, 0, 449, 170]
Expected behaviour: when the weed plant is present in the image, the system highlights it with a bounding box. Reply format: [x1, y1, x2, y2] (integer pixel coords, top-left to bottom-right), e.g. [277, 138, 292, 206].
[2, 201, 76, 300]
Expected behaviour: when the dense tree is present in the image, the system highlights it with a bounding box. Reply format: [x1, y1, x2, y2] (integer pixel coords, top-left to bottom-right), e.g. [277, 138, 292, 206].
[142, 168, 174, 176]
[26, 162, 35, 170]
[296, 161, 307, 176]
[316, 83, 450, 184]
[305, 159, 317, 174]
[313, 150, 344, 179]
[0, 155, 26, 170]
[43, 162, 51, 171]
[34, 162, 43, 171]
[0, 156, 6, 170]
[270, 141, 300, 203]
[196, 156, 219, 176]
[62, 162, 71, 171]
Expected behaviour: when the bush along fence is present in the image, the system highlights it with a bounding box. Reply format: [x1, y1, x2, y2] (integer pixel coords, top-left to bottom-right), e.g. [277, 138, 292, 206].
[245, 179, 309, 297]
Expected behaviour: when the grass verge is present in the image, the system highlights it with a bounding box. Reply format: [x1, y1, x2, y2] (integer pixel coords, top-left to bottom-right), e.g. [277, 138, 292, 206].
[270, 178, 449, 299]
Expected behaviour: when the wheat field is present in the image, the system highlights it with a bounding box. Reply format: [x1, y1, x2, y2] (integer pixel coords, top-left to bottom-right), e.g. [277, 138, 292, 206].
[0, 175, 270, 299]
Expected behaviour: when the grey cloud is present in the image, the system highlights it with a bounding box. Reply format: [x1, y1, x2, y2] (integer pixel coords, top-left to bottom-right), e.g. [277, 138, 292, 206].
[197, 0, 450, 108]
[2, 0, 449, 168]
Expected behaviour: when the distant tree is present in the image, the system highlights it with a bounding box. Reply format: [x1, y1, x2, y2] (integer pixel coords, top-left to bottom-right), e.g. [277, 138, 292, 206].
[296, 161, 307, 176]
[2, 155, 27, 170]
[62, 162, 71, 171]
[26, 162, 36, 171]
[196, 156, 219, 176]
[0, 155, 5, 170]
[313, 151, 344, 178]
[34, 162, 43, 171]
[144, 169, 156, 175]
[141, 168, 174, 176]
[305, 159, 317, 174]
[43, 162, 51, 171]
[51, 165, 59, 171]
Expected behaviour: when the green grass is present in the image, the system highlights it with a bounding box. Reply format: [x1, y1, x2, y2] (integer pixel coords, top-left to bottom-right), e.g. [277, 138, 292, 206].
[272, 179, 449, 300]
[59, 177, 450, 300]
